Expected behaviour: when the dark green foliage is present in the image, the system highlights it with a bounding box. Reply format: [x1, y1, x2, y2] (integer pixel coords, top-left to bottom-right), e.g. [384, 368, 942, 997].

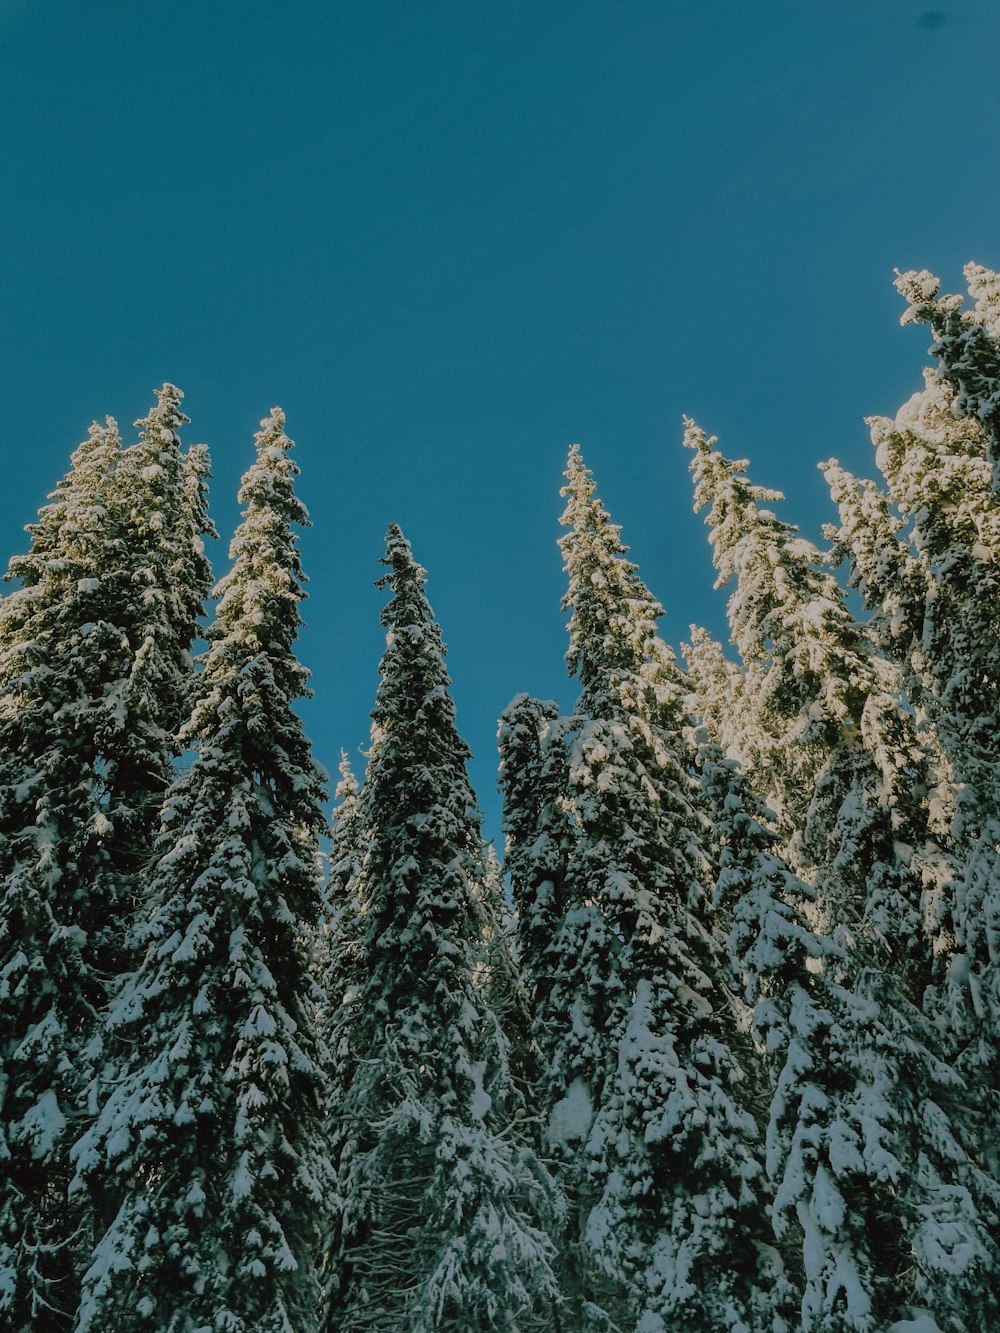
[332, 527, 560, 1333]
[72, 409, 332, 1333]
[0, 390, 213, 1332]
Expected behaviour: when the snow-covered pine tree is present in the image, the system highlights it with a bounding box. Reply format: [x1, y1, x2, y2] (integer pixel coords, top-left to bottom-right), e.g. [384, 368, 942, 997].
[315, 752, 368, 1312]
[317, 751, 366, 1099]
[543, 447, 777, 1332]
[71, 408, 332, 1333]
[894, 266, 1000, 488]
[681, 625, 747, 766]
[333, 526, 559, 1333]
[685, 419, 940, 950]
[476, 844, 536, 1107]
[826, 274, 1000, 1130]
[0, 418, 138, 1331]
[0, 391, 212, 1331]
[700, 744, 884, 1332]
[497, 695, 577, 1081]
[110, 384, 215, 872]
[688, 419, 1000, 1329]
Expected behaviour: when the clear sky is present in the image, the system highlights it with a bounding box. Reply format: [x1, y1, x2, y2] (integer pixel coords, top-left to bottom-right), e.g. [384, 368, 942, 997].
[2, 0, 998, 839]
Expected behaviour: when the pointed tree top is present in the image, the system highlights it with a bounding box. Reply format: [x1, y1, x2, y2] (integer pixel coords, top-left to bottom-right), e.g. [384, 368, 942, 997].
[558, 447, 680, 719]
[560, 444, 623, 542]
[209, 409, 310, 678]
[383, 521, 418, 567]
[563, 441, 594, 495]
[681, 415, 713, 455]
[684, 417, 785, 518]
[559, 444, 636, 579]
[73, 415, 121, 463]
[253, 407, 290, 462]
[134, 382, 189, 434]
[10, 418, 125, 583]
[252, 405, 287, 450]
[893, 266, 1000, 480]
[377, 524, 436, 629]
[334, 750, 359, 804]
[230, 407, 308, 532]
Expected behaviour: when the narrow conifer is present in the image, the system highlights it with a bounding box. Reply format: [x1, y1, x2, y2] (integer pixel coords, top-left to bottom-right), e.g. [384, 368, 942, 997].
[689, 418, 999, 1329]
[0, 420, 131, 1330]
[333, 527, 559, 1332]
[532, 447, 779, 1332]
[72, 409, 332, 1333]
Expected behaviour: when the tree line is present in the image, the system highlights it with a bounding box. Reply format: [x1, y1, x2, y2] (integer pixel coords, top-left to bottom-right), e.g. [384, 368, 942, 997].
[2, 264, 1000, 1332]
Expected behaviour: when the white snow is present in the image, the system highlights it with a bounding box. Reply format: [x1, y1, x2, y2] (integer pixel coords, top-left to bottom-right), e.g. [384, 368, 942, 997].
[547, 1077, 593, 1147]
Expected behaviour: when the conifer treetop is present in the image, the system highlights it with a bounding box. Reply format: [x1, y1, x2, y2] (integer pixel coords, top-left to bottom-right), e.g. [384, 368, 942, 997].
[685, 416, 875, 737]
[839, 365, 1000, 753]
[359, 522, 484, 1016]
[72, 405, 331, 1333]
[964, 261, 1000, 337]
[132, 380, 188, 436]
[334, 528, 559, 1331]
[371, 521, 476, 796]
[11, 417, 124, 582]
[332, 748, 361, 823]
[895, 267, 1000, 485]
[560, 444, 680, 721]
[205, 407, 312, 709]
[180, 405, 325, 838]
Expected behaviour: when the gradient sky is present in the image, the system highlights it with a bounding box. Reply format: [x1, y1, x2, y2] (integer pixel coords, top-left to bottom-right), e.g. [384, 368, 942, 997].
[2, 0, 999, 838]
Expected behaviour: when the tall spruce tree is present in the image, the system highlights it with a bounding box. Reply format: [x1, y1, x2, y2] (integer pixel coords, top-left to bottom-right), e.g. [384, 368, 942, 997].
[316, 751, 367, 1108]
[0, 392, 212, 1332]
[332, 526, 559, 1333]
[476, 844, 536, 1107]
[71, 408, 332, 1333]
[688, 419, 1000, 1329]
[314, 752, 367, 1314]
[498, 694, 577, 1085]
[0, 419, 132, 1330]
[113, 385, 215, 873]
[825, 272, 1000, 1170]
[530, 447, 778, 1332]
[682, 626, 747, 767]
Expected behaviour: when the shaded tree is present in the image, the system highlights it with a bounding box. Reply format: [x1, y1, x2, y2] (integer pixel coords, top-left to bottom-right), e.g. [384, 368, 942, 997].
[334, 526, 560, 1333]
[72, 409, 332, 1333]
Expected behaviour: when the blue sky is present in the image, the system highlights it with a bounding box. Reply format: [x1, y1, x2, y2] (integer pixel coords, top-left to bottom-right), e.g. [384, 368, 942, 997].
[2, 0, 998, 838]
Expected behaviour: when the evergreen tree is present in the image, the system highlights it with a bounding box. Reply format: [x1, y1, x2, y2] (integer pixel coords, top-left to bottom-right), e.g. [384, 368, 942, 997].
[894, 267, 1000, 486]
[476, 845, 536, 1104]
[682, 626, 748, 769]
[334, 526, 559, 1333]
[0, 419, 133, 1330]
[112, 385, 215, 874]
[0, 393, 213, 1331]
[498, 695, 577, 1083]
[703, 745, 888, 1333]
[71, 408, 332, 1333]
[823, 269, 1000, 1209]
[536, 447, 778, 1332]
[315, 752, 368, 1313]
[688, 419, 1000, 1329]
[317, 752, 367, 1097]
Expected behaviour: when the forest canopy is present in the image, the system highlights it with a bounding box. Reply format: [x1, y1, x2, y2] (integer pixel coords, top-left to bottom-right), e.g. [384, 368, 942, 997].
[2, 264, 1000, 1332]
